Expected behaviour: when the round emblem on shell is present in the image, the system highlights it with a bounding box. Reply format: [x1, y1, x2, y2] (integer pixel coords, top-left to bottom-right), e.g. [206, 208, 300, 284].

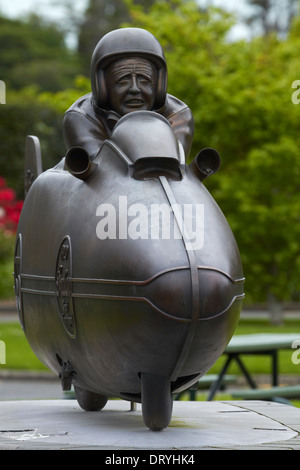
[55, 236, 76, 338]
[14, 234, 24, 329]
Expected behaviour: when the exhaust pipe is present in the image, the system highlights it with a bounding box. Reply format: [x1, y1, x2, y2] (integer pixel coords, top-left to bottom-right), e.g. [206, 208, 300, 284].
[189, 148, 220, 181]
[64, 147, 97, 180]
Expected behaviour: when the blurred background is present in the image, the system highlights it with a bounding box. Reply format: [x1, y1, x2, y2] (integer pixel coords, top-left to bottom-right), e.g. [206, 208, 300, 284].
[0, 0, 300, 392]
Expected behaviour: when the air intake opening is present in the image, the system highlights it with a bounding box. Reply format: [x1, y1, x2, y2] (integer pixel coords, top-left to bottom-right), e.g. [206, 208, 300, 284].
[133, 157, 182, 180]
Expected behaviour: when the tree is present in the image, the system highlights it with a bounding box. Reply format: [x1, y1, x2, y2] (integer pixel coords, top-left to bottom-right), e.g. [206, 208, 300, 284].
[0, 14, 79, 91]
[0, 87, 64, 198]
[243, 0, 299, 37]
[0, 13, 82, 198]
[77, 0, 157, 72]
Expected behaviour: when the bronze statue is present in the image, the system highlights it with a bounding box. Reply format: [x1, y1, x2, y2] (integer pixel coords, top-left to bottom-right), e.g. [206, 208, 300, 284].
[60, 28, 194, 165]
[15, 28, 244, 431]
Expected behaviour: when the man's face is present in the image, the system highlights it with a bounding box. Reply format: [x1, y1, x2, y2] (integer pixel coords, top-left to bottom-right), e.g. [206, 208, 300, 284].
[105, 57, 157, 116]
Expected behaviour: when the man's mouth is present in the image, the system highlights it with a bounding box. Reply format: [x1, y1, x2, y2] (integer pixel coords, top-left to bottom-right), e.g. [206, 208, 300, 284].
[126, 99, 144, 106]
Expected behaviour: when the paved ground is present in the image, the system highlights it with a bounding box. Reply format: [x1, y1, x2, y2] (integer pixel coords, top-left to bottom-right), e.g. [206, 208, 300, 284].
[0, 377, 64, 401]
[0, 399, 299, 450]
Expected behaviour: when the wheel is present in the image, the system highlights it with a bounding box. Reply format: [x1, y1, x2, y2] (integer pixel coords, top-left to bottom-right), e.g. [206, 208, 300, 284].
[74, 385, 108, 411]
[141, 372, 173, 431]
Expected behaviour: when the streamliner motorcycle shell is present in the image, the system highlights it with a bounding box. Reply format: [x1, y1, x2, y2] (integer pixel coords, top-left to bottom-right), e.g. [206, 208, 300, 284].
[14, 111, 244, 430]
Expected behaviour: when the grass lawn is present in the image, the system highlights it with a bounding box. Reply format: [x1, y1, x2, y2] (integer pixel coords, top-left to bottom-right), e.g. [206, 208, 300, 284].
[0, 321, 48, 371]
[0, 316, 299, 374]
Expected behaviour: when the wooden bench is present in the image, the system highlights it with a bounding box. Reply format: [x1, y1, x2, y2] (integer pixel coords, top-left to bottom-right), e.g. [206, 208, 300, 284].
[231, 384, 300, 404]
[175, 374, 237, 400]
[207, 333, 299, 400]
[197, 374, 237, 390]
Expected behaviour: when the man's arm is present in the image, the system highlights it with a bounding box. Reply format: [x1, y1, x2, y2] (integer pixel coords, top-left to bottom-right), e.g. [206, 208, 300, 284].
[63, 109, 109, 160]
[162, 95, 195, 160]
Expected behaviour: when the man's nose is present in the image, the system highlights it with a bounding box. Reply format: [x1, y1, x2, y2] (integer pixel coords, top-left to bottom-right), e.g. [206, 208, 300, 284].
[129, 76, 140, 94]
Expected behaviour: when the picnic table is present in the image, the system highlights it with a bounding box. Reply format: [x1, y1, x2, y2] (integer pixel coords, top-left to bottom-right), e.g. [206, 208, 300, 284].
[207, 333, 299, 401]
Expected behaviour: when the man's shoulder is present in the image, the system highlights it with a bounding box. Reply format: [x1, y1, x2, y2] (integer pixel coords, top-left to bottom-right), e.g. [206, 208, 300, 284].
[65, 93, 104, 124]
[158, 94, 192, 119]
[162, 94, 192, 118]
[65, 93, 96, 115]
[66, 92, 91, 109]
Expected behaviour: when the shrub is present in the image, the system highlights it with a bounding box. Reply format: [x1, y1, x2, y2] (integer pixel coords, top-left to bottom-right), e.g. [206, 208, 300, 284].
[0, 176, 23, 234]
[0, 177, 23, 299]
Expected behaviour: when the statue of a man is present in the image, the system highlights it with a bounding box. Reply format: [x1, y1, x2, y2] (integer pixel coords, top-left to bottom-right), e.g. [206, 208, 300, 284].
[63, 28, 194, 161]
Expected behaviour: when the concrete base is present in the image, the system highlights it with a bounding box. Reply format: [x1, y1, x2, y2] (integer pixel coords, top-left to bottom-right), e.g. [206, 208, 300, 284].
[0, 400, 300, 450]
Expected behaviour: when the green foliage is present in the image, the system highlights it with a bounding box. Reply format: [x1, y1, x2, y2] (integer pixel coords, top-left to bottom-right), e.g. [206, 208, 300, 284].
[0, 231, 15, 299]
[0, 88, 64, 198]
[0, 231, 14, 263]
[1, 5, 80, 191]
[77, 0, 158, 72]
[0, 259, 14, 299]
[38, 75, 91, 114]
[0, 14, 79, 92]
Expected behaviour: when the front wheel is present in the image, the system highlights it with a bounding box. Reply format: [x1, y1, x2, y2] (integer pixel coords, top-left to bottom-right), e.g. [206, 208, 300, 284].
[74, 385, 108, 411]
[140, 373, 173, 431]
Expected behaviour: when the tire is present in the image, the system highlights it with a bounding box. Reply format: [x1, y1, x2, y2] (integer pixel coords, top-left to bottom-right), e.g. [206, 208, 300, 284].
[74, 385, 108, 411]
[141, 372, 173, 431]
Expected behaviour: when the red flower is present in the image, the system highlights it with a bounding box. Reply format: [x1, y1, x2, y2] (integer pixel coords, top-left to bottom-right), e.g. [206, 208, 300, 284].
[0, 188, 15, 203]
[0, 177, 23, 233]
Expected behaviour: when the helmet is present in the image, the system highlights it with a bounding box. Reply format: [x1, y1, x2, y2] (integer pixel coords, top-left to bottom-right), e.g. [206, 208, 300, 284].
[90, 28, 168, 110]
